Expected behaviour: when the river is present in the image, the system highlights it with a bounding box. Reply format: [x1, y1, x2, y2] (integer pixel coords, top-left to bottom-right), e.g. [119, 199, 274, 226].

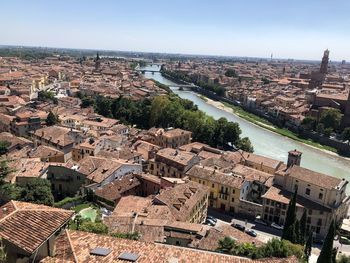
[142, 66, 350, 192]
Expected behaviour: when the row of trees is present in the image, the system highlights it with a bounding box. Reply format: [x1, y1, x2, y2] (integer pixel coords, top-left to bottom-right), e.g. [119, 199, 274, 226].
[217, 237, 304, 260]
[85, 93, 253, 152]
[282, 187, 338, 263]
[301, 108, 347, 138]
[0, 160, 54, 206]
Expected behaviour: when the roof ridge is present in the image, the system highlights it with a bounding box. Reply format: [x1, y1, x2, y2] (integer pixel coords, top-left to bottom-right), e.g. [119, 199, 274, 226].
[0, 201, 18, 223]
[65, 229, 79, 263]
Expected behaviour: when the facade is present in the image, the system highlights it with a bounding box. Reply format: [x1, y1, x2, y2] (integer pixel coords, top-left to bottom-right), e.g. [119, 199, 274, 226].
[0, 201, 73, 263]
[154, 128, 192, 148]
[187, 165, 244, 214]
[261, 151, 350, 238]
[148, 148, 200, 178]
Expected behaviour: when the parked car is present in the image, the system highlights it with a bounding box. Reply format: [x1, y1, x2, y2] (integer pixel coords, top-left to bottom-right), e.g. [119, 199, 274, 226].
[205, 218, 216, 226]
[254, 216, 268, 226]
[206, 216, 217, 223]
[340, 236, 350, 245]
[232, 223, 245, 232]
[271, 222, 284, 230]
[313, 237, 324, 245]
[245, 229, 257, 237]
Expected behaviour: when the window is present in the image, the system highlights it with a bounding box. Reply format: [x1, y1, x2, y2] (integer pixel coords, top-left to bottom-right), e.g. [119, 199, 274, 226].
[265, 207, 269, 213]
[266, 200, 270, 205]
[232, 189, 235, 194]
[307, 217, 311, 224]
[319, 193, 323, 199]
[231, 197, 235, 202]
[317, 219, 322, 226]
[316, 227, 321, 234]
[308, 209, 313, 215]
[212, 183, 214, 188]
[305, 188, 310, 195]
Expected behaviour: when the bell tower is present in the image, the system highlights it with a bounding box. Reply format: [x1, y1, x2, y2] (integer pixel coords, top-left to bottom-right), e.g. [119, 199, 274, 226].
[320, 49, 329, 74]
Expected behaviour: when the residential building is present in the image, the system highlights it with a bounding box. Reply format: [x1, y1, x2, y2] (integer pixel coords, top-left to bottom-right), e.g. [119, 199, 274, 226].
[148, 148, 200, 178]
[0, 201, 73, 263]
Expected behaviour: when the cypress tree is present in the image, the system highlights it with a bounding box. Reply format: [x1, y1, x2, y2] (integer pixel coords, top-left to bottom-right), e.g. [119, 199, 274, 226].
[282, 187, 298, 241]
[295, 220, 301, 244]
[317, 220, 335, 263]
[299, 209, 307, 245]
[304, 231, 313, 262]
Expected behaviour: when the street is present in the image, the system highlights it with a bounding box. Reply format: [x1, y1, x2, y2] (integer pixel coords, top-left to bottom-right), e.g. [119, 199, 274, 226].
[206, 209, 350, 262]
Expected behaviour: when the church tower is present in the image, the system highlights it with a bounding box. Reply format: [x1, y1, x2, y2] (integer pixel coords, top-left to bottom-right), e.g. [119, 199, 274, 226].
[320, 49, 329, 74]
[94, 52, 101, 71]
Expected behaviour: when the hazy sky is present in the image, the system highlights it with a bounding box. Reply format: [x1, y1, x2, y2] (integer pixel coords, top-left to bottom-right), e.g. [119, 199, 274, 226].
[2, 0, 350, 60]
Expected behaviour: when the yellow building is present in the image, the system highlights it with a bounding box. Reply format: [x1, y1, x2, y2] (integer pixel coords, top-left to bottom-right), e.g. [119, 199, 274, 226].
[242, 152, 284, 175]
[186, 165, 247, 214]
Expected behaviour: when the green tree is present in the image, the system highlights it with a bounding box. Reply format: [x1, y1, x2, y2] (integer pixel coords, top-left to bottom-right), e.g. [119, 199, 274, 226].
[0, 160, 12, 184]
[46, 111, 59, 126]
[74, 214, 83, 230]
[282, 187, 298, 242]
[301, 117, 317, 131]
[337, 254, 350, 263]
[317, 220, 336, 263]
[304, 231, 313, 262]
[20, 178, 54, 206]
[324, 127, 333, 137]
[79, 221, 108, 234]
[217, 236, 236, 254]
[299, 209, 307, 245]
[316, 123, 325, 134]
[0, 238, 6, 263]
[225, 69, 238, 78]
[342, 127, 350, 145]
[95, 95, 112, 117]
[237, 137, 254, 152]
[0, 141, 10, 155]
[0, 183, 22, 202]
[320, 108, 342, 131]
[111, 232, 140, 240]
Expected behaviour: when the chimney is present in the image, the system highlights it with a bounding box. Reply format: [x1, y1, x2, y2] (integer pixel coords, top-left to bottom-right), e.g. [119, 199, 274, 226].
[287, 149, 302, 168]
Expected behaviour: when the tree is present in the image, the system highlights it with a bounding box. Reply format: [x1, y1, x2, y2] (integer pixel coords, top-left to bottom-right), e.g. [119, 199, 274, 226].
[317, 220, 336, 263]
[324, 127, 333, 137]
[342, 127, 350, 145]
[282, 187, 297, 242]
[79, 221, 108, 234]
[111, 232, 140, 240]
[74, 214, 83, 230]
[304, 231, 313, 262]
[301, 117, 316, 131]
[0, 238, 6, 263]
[316, 123, 325, 134]
[338, 254, 350, 263]
[46, 111, 59, 126]
[320, 108, 342, 131]
[20, 178, 54, 206]
[299, 209, 307, 245]
[294, 220, 301, 245]
[237, 137, 254, 153]
[0, 160, 13, 184]
[217, 236, 236, 254]
[225, 69, 238, 78]
[0, 141, 10, 155]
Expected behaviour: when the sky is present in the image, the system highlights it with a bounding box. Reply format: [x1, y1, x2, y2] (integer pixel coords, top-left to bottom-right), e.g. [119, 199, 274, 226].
[1, 0, 350, 61]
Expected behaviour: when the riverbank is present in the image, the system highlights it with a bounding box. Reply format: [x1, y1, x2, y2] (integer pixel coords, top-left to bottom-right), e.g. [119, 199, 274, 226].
[198, 94, 339, 155]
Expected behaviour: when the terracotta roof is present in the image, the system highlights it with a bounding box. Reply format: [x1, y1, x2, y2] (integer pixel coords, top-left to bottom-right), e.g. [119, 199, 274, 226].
[0, 201, 73, 254]
[94, 174, 141, 203]
[41, 230, 299, 263]
[187, 165, 244, 189]
[285, 165, 344, 190]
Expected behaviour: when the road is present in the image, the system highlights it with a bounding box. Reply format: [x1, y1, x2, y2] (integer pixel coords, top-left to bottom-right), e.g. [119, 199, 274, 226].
[206, 209, 350, 262]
